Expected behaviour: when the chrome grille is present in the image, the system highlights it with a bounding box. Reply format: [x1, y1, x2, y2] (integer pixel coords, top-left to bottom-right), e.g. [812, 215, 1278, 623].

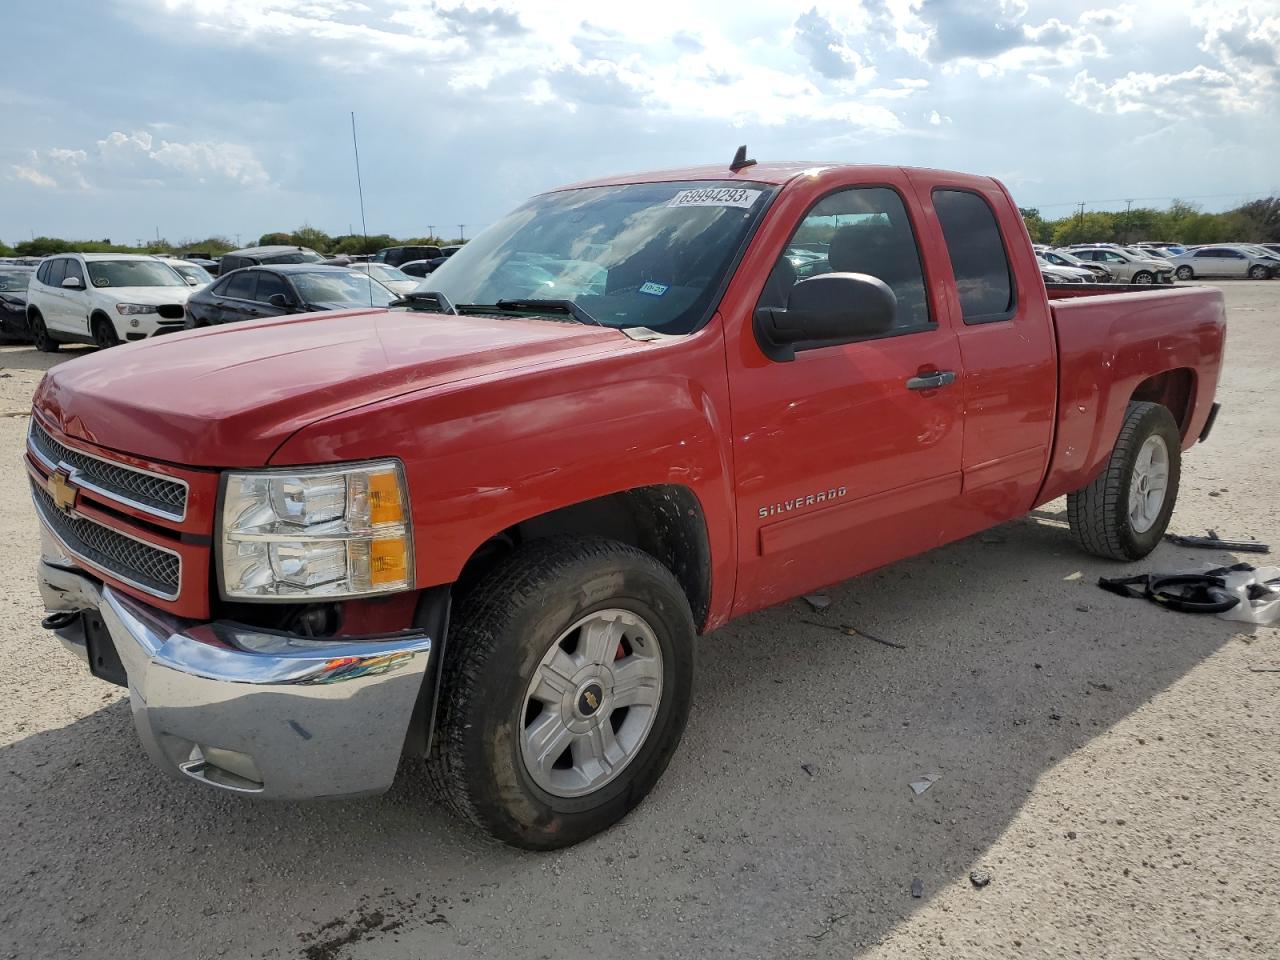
[29, 419, 187, 520]
[31, 479, 181, 600]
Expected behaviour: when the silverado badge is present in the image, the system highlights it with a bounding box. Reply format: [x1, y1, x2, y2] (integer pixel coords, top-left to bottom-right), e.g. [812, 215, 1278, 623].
[47, 469, 78, 513]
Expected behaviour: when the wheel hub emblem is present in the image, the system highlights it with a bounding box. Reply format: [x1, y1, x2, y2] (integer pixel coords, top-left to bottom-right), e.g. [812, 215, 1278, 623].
[578, 683, 603, 717]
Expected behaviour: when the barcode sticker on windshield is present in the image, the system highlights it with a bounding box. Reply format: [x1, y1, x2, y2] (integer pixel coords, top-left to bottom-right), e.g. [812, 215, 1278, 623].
[668, 187, 762, 209]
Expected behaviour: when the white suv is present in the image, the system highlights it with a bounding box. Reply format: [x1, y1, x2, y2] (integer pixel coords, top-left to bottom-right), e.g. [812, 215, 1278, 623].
[26, 253, 194, 351]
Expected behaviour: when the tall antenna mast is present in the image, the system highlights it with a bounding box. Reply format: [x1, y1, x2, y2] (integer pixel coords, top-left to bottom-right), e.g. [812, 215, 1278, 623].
[350, 111, 372, 305]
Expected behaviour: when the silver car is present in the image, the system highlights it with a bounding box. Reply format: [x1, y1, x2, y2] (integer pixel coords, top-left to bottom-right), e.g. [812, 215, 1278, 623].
[1041, 248, 1111, 282]
[1065, 245, 1174, 284]
[1170, 245, 1278, 281]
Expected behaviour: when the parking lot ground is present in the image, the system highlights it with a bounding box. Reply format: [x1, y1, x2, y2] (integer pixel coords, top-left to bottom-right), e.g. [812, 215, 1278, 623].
[1, 282, 1277, 960]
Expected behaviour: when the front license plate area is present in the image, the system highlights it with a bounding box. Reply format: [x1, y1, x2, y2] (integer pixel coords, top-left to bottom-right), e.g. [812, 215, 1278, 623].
[83, 612, 128, 688]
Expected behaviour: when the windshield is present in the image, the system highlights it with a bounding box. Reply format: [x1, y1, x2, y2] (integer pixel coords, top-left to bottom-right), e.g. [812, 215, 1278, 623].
[86, 260, 186, 288]
[0, 271, 31, 292]
[291, 271, 396, 306]
[171, 263, 213, 284]
[425, 180, 773, 333]
[363, 264, 413, 283]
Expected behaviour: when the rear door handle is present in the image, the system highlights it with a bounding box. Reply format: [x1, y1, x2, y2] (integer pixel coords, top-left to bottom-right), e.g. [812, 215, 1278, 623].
[905, 370, 957, 391]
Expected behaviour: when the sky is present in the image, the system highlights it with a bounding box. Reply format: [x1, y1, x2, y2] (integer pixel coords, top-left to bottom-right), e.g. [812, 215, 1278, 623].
[4, 0, 1278, 246]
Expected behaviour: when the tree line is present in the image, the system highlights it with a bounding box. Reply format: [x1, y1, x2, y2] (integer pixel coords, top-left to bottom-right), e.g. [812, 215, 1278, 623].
[1021, 197, 1280, 247]
[1, 225, 462, 259]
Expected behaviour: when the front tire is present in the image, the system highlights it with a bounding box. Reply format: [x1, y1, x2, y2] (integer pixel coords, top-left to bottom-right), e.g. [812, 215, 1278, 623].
[1175, 265, 1194, 281]
[428, 538, 695, 849]
[29, 312, 58, 353]
[1132, 270, 1154, 285]
[91, 314, 121, 349]
[1067, 401, 1181, 560]
[1248, 264, 1270, 280]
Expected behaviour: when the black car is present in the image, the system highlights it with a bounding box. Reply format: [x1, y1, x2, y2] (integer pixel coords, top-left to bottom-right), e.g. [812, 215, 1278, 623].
[0, 266, 35, 342]
[217, 245, 325, 275]
[373, 245, 441, 268]
[184, 264, 397, 328]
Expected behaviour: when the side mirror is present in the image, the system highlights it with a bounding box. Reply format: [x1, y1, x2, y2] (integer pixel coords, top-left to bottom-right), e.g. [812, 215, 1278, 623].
[754, 273, 897, 362]
[61, 276, 84, 290]
[184, 277, 198, 286]
[267, 293, 293, 309]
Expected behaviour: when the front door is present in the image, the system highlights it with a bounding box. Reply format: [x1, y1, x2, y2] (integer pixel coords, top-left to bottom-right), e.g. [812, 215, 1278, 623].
[725, 176, 965, 615]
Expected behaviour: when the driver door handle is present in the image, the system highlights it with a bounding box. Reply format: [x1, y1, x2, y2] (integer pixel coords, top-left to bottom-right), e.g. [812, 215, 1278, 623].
[905, 370, 957, 391]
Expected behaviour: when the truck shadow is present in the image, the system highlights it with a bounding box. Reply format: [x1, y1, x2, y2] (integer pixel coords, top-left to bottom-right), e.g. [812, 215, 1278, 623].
[0, 511, 1256, 960]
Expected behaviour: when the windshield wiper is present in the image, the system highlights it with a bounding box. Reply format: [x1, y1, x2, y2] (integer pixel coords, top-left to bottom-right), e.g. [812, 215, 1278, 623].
[457, 298, 604, 327]
[392, 290, 457, 314]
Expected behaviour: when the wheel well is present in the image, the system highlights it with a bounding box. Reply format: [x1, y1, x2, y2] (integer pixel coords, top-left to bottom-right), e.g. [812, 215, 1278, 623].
[455, 485, 713, 629]
[90, 310, 112, 326]
[1130, 368, 1194, 436]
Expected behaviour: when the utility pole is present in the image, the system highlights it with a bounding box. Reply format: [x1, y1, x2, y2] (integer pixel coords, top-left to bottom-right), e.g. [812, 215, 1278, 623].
[235, 233, 242, 248]
[428, 224, 435, 242]
[458, 224, 465, 242]
[1123, 199, 1133, 244]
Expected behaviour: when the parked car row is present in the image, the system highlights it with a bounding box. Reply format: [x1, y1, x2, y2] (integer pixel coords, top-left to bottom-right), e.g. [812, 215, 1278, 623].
[1032, 241, 1280, 282]
[14, 253, 401, 351]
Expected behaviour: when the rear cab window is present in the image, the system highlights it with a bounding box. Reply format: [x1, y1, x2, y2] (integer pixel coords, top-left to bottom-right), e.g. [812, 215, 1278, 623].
[931, 189, 1015, 324]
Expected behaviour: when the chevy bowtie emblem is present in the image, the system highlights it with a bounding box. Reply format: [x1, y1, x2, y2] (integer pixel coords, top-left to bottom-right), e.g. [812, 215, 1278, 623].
[47, 469, 78, 513]
[584, 690, 599, 711]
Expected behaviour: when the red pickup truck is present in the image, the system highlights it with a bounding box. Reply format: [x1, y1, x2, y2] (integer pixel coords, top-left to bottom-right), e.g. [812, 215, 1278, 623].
[29, 160, 1224, 849]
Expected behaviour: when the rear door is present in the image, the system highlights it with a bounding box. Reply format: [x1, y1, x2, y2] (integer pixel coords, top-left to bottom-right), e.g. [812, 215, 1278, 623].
[218, 270, 259, 323]
[908, 174, 1056, 523]
[725, 172, 965, 613]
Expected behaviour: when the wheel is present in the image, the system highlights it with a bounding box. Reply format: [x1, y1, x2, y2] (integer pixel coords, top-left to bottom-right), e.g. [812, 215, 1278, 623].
[29, 312, 58, 353]
[1131, 270, 1154, 285]
[1175, 265, 1194, 281]
[428, 537, 695, 849]
[1248, 264, 1270, 280]
[1067, 401, 1181, 561]
[91, 314, 121, 349]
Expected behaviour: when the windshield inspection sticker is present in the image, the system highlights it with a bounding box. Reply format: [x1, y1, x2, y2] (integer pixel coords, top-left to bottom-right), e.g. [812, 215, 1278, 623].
[668, 187, 762, 209]
[638, 281, 669, 296]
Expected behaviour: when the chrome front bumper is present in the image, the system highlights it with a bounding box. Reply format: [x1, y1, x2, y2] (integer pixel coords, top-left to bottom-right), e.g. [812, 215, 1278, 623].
[38, 560, 434, 800]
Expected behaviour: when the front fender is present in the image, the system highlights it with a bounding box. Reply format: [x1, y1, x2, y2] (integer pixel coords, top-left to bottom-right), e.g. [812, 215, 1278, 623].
[269, 323, 739, 628]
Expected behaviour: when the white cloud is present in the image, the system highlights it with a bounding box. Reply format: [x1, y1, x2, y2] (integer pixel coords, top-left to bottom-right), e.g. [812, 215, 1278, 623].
[13, 130, 270, 191]
[1068, 64, 1246, 118]
[12, 165, 57, 188]
[1078, 6, 1134, 30]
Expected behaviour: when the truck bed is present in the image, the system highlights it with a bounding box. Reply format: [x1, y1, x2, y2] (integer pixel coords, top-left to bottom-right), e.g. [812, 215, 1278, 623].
[1036, 284, 1226, 505]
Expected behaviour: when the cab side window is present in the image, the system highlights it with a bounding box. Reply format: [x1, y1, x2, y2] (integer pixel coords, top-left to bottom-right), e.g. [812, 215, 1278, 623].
[45, 259, 66, 287]
[932, 189, 1015, 323]
[64, 260, 85, 287]
[758, 185, 931, 333]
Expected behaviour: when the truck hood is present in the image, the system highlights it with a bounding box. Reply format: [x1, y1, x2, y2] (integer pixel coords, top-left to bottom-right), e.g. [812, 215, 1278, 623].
[34, 308, 638, 467]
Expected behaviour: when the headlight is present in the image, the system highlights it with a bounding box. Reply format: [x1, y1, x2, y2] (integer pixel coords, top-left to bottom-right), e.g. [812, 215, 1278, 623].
[115, 303, 158, 315]
[219, 460, 413, 600]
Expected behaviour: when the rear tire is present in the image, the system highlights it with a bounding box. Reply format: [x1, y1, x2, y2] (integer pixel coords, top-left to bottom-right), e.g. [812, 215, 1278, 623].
[1067, 401, 1181, 560]
[1175, 265, 1194, 281]
[427, 537, 695, 849]
[91, 314, 120, 349]
[1132, 270, 1154, 285]
[29, 312, 58, 353]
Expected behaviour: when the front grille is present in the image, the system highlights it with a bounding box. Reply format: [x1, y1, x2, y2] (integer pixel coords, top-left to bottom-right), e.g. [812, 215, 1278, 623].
[30, 419, 187, 519]
[157, 304, 185, 320]
[31, 480, 181, 599]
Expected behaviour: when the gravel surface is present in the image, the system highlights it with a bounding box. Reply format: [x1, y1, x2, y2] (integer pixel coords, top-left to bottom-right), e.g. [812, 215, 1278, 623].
[1, 283, 1276, 960]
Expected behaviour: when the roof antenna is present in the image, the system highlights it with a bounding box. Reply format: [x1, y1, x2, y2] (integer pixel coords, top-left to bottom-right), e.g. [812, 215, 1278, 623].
[729, 145, 756, 172]
[350, 111, 373, 307]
